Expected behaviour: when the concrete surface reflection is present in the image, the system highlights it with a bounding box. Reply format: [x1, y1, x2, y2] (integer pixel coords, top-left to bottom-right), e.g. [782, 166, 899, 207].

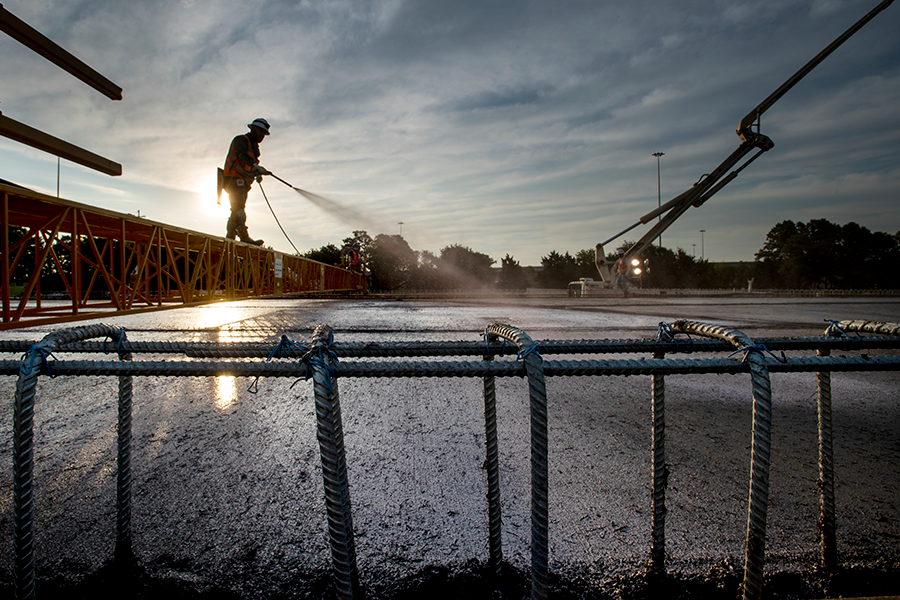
[215, 376, 237, 411]
[0, 296, 898, 599]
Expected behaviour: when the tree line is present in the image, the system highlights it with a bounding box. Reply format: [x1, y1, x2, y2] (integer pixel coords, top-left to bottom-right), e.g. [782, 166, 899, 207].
[304, 219, 900, 291]
[9, 218, 897, 293]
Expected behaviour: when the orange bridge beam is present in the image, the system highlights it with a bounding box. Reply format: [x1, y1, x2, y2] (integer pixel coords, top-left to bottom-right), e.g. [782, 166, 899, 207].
[1, 183, 366, 330]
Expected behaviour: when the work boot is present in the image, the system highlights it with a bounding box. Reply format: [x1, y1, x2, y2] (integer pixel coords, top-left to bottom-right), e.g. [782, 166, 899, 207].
[241, 237, 264, 246]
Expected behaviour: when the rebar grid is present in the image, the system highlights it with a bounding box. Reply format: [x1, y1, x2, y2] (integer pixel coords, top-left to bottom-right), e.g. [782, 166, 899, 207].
[12, 324, 131, 600]
[309, 325, 360, 600]
[485, 323, 549, 600]
[817, 319, 900, 574]
[672, 320, 773, 600]
[7, 319, 900, 600]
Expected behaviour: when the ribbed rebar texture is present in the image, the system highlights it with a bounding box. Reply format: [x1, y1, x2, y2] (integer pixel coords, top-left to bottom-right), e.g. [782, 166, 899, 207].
[816, 348, 837, 572]
[13, 346, 41, 600]
[831, 319, 900, 337]
[5, 335, 900, 359]
[482, 355, 504, 579]
[310, 324, 359, 600]
[649, 351, 667, 575]
[2, 354, 899, 380]
[485, 323, 549, 600]
[817, 320, 900, 572]
[672, 321, 772, 600]
[114, 329, 134, 562]
[13, 323, 129, 600]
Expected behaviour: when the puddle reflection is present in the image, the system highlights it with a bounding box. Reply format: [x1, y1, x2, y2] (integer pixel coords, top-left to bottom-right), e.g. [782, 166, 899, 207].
[215, 376, 237, 410]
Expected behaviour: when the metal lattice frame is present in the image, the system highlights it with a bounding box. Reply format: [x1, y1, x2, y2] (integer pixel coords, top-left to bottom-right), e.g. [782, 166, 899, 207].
[1, 185, 366, 330]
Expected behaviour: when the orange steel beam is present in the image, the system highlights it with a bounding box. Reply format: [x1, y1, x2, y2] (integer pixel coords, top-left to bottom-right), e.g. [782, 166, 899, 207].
[0, 3, 123, 100]
[1, 182, 366, 330]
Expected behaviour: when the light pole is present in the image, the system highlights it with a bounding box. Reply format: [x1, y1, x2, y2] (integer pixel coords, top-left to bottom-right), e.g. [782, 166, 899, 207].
[699, 229, 706, 261]
[692, 243, 696, 258]
[398, 221, 404, 236]
[652, 152, 664, 247]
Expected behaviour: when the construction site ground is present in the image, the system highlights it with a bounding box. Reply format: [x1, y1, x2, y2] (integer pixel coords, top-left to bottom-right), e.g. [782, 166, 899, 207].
[1, 295, 899, 599]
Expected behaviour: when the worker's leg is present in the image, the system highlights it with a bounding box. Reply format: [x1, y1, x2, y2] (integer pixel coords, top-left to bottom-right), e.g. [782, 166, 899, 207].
[225, 180, 248, 240]
[224, 181, 262, 244]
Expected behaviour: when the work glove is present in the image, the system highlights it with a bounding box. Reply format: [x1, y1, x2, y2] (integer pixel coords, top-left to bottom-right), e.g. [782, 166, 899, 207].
[253, 165, 271, 176]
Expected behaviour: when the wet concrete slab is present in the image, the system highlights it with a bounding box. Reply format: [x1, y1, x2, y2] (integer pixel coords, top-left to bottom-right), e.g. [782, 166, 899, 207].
[1, 296, 899, 598]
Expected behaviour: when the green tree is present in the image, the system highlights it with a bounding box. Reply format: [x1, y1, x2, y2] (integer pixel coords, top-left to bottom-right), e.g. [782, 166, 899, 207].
[538, 251, 579, 288]
[497, 254, 528, 290]
[303, 243, 342, 265]
[416, 249, 445, 290]
[369, 234, 416, 290]
[754, 219, 900, 289]
[575, 248, 598, 279]
[439, 244, 495, 289]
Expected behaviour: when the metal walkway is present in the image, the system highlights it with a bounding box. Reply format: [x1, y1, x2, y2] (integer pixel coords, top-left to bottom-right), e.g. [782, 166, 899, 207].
[1, 182, 366, 330]
[3, 319, 899, 600]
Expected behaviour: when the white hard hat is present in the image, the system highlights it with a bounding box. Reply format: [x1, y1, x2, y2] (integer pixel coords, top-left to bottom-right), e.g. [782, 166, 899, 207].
[617, 249, 625, 255]
[248, 118, 271, 135]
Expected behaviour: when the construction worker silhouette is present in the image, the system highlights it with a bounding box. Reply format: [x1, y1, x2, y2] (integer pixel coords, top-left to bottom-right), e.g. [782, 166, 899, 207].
[222, 118, 271, 245]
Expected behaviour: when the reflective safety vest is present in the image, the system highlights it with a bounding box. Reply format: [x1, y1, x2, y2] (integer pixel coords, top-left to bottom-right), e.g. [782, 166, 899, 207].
[223, 134, 259, 179]
[617, 257, 628, 274]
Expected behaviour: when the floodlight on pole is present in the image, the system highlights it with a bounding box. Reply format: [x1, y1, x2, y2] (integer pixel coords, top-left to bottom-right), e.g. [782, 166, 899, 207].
[699, 229, 706, 260]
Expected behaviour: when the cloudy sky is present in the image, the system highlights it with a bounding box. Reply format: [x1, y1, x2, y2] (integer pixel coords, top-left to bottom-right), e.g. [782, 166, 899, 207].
[2, 0, 898, 266]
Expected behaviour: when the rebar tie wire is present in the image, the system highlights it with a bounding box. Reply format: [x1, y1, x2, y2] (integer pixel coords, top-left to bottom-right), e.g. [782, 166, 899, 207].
[728, 344, 787, 374]
[248, 335, 310, 393]
[19, 345, 55, 378]
[824, 319, 865, 348]
[656, 321, 694, 353]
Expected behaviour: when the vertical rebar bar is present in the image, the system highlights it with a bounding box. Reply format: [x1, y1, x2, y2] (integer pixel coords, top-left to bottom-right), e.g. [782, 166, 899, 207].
[816, 348, 836, 571]
[13, 345, 42, 600]
[12, 324, 130, 600]
[485, 323, 548, 600]
[115, 331, 134, 561]
[482, 353, 503, 577]
[672, 321, 772, 600]
[649, 351, 667, 574]
[310, 324, 359, 600]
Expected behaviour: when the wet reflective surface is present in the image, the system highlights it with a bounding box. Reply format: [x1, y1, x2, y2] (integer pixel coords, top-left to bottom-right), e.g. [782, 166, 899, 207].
[1, 296, 899, 598]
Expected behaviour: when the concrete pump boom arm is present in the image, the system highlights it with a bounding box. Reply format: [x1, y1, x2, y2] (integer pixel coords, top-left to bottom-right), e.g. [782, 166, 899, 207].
[594, 0, 894, 282]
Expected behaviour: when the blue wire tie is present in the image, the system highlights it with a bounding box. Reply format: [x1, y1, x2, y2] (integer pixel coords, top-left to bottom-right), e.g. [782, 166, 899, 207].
[825, 319, 864, 349]
[20, 345, 55, 378]
[516, 344, 542, 377]
[482, 329, 509, 357]
[102, 333, 125, 356]
[655, 322, 693, 353]
[249, 335, 311, 393]
[727, 344, 787, 373]
[290, 345, 338, 392]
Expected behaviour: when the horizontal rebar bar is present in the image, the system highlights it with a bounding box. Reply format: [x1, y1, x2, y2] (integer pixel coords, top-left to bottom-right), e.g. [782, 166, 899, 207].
[2, 355, 898, 379]
[3, 336, 899, 358]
